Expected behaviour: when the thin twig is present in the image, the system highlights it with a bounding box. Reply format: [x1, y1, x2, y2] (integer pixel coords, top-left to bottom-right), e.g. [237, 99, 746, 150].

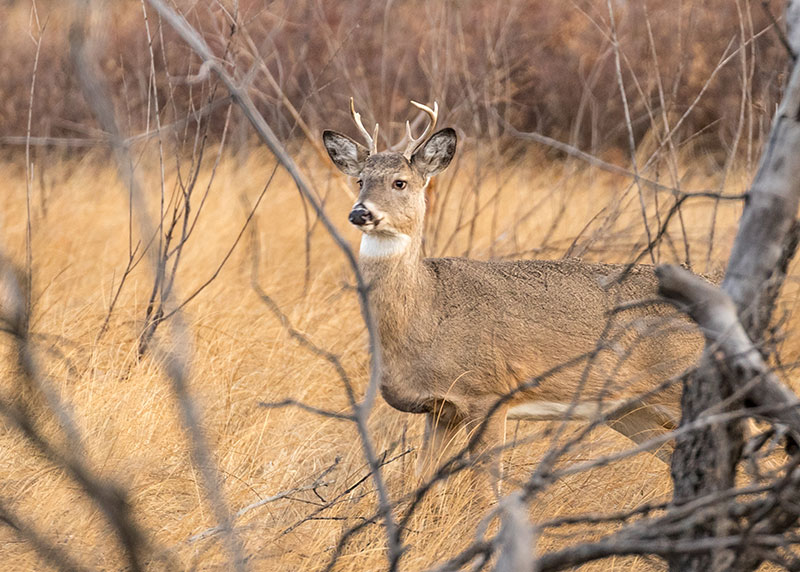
[186, 457, 340, 544]
[69, 7, 245, 569]
[144, 1, 401, 563]
[24, 5, 45, 330]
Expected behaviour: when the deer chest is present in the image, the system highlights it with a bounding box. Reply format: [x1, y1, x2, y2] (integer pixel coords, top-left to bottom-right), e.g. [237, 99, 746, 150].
[378, 355, 438, 414]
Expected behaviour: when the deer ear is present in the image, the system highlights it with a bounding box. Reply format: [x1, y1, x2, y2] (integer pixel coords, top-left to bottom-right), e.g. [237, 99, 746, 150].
[323, 130, 369, 177]
[411, 128, 457, 178]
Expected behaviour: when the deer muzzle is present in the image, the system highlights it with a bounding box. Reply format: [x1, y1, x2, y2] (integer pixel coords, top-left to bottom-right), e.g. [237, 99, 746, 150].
[349, 203, 374, 227]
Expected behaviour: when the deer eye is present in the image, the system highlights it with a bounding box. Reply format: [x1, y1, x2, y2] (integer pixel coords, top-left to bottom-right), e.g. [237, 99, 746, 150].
[393, 180, 407, 190]
[357, 180, 363, 188]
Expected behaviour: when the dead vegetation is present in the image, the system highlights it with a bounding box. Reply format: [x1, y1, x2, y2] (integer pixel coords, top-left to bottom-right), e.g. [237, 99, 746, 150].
[0, 148, 769, 570]
[0, 0, 788, 155]
[2, 0, 800, 570]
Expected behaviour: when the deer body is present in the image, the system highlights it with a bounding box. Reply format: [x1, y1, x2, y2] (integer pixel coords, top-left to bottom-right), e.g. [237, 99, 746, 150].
[323, 101, 699, 487]
[368, 254, 682, 412]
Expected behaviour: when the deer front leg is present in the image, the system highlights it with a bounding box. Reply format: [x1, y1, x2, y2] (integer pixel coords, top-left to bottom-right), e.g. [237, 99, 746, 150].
[465, 402, 509, 498]
[416, 409, 462, 483]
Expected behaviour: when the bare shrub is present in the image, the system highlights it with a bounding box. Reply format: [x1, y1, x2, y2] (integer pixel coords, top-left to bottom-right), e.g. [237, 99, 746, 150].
[0, 0, 788, 159]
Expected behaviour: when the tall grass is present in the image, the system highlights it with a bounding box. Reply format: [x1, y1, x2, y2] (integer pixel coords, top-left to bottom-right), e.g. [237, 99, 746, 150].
[0, 145, 775, 570]
[1, 0, 798, 569]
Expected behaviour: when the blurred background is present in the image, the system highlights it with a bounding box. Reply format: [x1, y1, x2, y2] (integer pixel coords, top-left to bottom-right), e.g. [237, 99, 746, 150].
[0, 1, 795, 571]
[1, 0, 788, 162]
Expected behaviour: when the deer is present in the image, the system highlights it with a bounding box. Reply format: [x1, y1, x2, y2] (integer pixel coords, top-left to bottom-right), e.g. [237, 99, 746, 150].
[322, 100, 702, 492]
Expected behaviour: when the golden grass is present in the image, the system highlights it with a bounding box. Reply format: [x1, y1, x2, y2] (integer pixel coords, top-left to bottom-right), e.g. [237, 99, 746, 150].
[0, 147, 792, 571]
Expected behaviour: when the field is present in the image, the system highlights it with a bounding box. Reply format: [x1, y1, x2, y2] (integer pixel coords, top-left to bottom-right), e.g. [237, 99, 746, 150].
[2, 0, 800, 570]
[1, 143, 786, 570]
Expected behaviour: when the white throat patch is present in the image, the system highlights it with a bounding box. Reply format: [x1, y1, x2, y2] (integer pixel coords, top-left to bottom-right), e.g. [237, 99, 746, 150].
[359, 234, 411, 258]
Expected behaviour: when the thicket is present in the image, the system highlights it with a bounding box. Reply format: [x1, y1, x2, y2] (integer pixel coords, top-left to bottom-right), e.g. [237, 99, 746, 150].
[0, 0, 789, 157]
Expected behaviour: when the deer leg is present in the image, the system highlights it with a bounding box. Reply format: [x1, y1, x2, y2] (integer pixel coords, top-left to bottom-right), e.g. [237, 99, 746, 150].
[416, 409, 462, 482]
[605, 401, 677, 463]
[465, 403, 509, 498]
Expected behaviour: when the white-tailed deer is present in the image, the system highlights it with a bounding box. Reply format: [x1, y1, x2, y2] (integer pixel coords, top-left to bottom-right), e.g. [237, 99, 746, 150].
[323, 100, 701, 489]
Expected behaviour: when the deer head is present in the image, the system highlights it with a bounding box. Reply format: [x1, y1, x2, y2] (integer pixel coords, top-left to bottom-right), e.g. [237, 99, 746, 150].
[323, 99, 457, 241]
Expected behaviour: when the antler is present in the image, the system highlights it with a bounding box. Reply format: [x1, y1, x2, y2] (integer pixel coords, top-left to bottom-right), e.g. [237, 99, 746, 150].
[403, 100, 438, 159]
[350, 97, 379, 155]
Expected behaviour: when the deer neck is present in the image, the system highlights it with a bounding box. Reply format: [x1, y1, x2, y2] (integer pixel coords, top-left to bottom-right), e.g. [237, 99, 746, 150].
[358, 232, 431, 346]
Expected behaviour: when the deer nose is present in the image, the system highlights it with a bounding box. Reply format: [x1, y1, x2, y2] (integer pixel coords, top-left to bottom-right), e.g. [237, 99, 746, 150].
[349, 204, 373, 226]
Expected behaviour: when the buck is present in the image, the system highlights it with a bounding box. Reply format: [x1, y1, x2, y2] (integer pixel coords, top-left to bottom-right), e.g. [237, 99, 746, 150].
[322, 100, 701, 489]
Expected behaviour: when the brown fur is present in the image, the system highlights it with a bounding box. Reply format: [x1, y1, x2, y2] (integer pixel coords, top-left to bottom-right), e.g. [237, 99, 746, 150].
[323, 115, 702, 491]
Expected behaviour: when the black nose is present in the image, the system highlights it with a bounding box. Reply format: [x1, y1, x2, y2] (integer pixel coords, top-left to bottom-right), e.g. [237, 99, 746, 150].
[349, 204, 373, 226]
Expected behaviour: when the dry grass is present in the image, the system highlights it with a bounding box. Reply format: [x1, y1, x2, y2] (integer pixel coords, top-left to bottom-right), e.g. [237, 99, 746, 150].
[0, 146, 794, 571]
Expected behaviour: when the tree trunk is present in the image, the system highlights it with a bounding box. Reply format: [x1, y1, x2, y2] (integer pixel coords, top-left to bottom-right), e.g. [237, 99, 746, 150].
[664, 4, 800, 568]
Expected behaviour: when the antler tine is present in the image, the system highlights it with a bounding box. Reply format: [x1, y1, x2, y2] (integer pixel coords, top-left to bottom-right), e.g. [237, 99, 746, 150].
[349, 97, 379, 154]
[403, 100, 438, 159]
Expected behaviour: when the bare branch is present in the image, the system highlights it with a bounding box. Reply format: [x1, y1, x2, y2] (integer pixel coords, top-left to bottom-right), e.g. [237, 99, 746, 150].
[186, 458, 340, 544]
[69, 5, 244, 569]
[144, 0, 400, 562]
